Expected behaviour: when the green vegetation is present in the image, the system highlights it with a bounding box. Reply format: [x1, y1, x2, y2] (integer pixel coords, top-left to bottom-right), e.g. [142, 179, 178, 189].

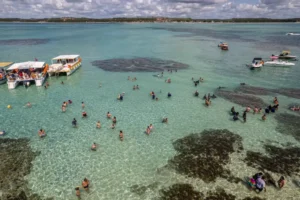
[0, 17, 299, 23]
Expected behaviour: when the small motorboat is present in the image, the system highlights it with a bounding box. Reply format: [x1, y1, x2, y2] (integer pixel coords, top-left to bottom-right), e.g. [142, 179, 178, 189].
[0, 130, 6, 136]
[275, 51, 297, 60]
[264, 60, 295, 67]
[249, 58, 264, 69]
[221, 45, 228, 51]
[286, 33, 300, 36]
[218, 42, 228, 47]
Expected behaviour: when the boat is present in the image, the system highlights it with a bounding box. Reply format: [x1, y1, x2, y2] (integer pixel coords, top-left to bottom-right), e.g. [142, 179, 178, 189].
[250, 58, 264, 69]
[0, 130, 6, 136]
[286, 33, 300, 36]
[0, 62, 13, 84]
[48, 55, 82, 76]
[218, 42, 228, 48]
[6, 61, 48, 89]
[264, 60, 295, 67]
[221, 45, 228, 51]
[276, 51, 297, 60]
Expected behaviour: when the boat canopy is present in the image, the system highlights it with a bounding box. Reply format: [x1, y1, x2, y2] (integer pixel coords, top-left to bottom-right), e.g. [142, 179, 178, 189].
[52, 55, 80, 60]
[7, 61, 45, 70]
[0, 62, 13, 68]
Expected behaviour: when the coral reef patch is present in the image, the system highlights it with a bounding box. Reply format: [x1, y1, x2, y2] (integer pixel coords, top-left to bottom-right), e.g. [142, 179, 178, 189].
[91, 57, 189, 72]
[167, 129, 243, 183]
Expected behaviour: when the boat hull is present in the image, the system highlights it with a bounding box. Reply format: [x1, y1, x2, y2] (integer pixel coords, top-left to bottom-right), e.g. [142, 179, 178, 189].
[0, 77, 7, 85]
[67, 62, 81, 76]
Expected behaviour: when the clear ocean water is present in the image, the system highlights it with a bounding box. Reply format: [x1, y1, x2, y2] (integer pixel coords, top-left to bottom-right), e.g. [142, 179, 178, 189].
[1, 22, 300, 200]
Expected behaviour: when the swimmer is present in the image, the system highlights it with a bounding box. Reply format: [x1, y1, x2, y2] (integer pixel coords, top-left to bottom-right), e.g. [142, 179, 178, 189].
[258, 108, 262, 113]
[81, 102, 85, 109]
[278, 176, 285, 189]
[273, 97, 278, 104]
[119, 130, 124, 141]
[75, 187, 81, 199]
[156, 97, 158, 101]
[211, 94, 217, 99]
[152, 94, 156, 100]
[68, 100, 72, 104]
[96, 121, 101, 129]
[111, 123, 115, 129]
[38, 129, 46, 138]
[205, 99, 211, 106]
[63, 101, 67, 107]
[253, 107, 258, 114]
[136, 85, 139, 89]
[82, 111, 87, 118]
[203, 94, 207, 100]
[146, 126, 151, 135]
[26, 102, 32, 108]
[167, 92, 172, 98]
[233, 113, 239, 121]
[133, 85, 136, 90]
[72, 118, 77, 127]
[82, 178, 90, 192]
[194, 90, 199, 97]
[91, 142, 97, 151]
[62, 105, 66, 112]
[112, 116, 117, 123]
[107, 112, 112, 118]
[162, 118, 168, 123]
[61, 81, 64, 84]
[246, 107, 251, 112]
[149, 124, 153, 131]
[262, 114, 266, 121]
[243, 111, 247, 123]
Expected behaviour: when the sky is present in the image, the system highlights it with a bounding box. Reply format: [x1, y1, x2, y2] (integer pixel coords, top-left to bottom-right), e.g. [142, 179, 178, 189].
[0, 0, 299, 19]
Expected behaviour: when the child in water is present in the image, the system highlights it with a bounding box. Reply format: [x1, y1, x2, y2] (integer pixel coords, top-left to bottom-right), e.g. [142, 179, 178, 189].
[119, 130, 124, 141]
[75, 187, 81, 199]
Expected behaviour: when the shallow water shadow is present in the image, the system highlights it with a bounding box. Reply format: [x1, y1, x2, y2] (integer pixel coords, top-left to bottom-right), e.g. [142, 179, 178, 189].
[91, 57, 189, 72]
[0, 38, 49, 45]
[275, 113, 300, 141]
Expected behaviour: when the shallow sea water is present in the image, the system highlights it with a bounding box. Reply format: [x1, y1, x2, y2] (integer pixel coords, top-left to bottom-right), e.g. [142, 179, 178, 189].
[1, 23, 300, 199]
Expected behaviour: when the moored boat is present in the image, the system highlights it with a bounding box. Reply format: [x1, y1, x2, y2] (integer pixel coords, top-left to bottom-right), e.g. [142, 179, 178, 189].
[6, 61, 48, 89]
[250, 58, 264, 69]
[276, 51, 297, 60]
[48, 55, 82, 76]
[0, 62, 13, 84]
[264, 60, 295, 67]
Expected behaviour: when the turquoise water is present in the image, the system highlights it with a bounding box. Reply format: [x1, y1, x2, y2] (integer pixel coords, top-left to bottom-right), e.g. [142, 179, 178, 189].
[1, 23, 300, 199]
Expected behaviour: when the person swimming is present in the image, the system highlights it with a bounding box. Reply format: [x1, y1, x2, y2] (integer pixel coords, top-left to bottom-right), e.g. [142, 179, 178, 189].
[278, 176, 285, 189]
[133, 85, 136, 90]
[120, 95, 123, 101]
[167, 92, 172, 98]
[211, 94, 217, 99]
[72, 118, 77, 127]
[146, 126, 151, 135]
[107, 112, 112, 118]
[231, 106, 235, 115]
[38, 129, 46, 138]
[112, 116, 117, 124]
[75, 187, 80, 199]
[262, 114, 266, 121]
[149, 124, 153, 131]
[91, 143, 97, 151]
[233, 112, 239, 121]
[203, 94, 207, 100]
[152, 94, 156, 100]
[111, 123, 115, 129]
[82, 178, 90, 191]
[119, 130, 124, 141]
[205, 99, 211, 106]
[96, 121, 101, 129]
[243, 111, 247, 123]
[68, 100, 72, 104]
[82, 111, 87, 118]
[62, 104, 66, 112]
[162, 118, 168, 123]
[81, 102, 85, 109]
[194, 90, 199, 97]
[26, 102, 32, 108]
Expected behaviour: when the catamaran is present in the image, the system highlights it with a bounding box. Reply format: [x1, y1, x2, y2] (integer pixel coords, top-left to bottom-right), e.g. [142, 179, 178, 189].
[6, 61, 48, 89]
[48, 55, 82, 76]
[0, 62, 13, 84]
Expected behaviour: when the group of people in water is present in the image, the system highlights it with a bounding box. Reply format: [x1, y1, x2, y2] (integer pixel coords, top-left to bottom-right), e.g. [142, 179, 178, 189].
[247, 172, 285, 193]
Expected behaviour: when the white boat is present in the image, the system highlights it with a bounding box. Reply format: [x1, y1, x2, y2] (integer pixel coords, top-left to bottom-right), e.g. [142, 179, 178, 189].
[48, 55, 82, 76]
[286, 33, 300, 36]
[6, 61, 48, 89]
[264, 60, 295, 67]
[276, 51, 297, 60]
[0, 62, 13, 84]
[250, 58, 264, 69]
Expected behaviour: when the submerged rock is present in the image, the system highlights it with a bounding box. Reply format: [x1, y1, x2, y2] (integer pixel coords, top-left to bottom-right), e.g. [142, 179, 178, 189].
[167, 129, 243, 183]
[130, 182, 159, 196]
[160, 183, 204, 200]
[275, 113, 300, 141]
[0, 39, 49, 45]
[244, 144, 300, 176]
[215, 90, 267, 108]
[0, 138, 50, 200]
[91, 57, 189, 72]
[235, 85, 273, 96]
[274, 88, 300, 99]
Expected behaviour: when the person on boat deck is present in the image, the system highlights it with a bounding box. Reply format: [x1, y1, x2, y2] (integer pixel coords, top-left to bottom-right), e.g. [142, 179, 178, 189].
[162, 118, 168, 123]
[38, 129, 46, 138]
[82, 178, 90, 191]
[112, 116, 117, 124]
[96, 121, 101, 129]
[167, 92, 172, 98]
[107, 112, 112, 118]
[119, 130, 124, 141]
[91, 143, 97, 151]
[82, 111, 87, 118]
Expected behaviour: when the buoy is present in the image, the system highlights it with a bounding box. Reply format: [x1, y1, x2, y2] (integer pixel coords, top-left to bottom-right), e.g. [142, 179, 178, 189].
[7, 105, 11, 109]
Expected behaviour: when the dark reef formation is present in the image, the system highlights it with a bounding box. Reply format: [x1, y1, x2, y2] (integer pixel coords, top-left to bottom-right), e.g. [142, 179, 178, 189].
[275, 113, 300, 141]
[159, 183, 266, 200]
[130, 182, 159, 196]
[160, 183, 204, 200]
[244, 144, 300, 176]
[0, 138, 51, 200]
[0, 39, 49, 45]
[236, 85, 300, 99]
[91, 57, 189, 72]
[167, 129, 243, 183]
[215, 90, 267, 108]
